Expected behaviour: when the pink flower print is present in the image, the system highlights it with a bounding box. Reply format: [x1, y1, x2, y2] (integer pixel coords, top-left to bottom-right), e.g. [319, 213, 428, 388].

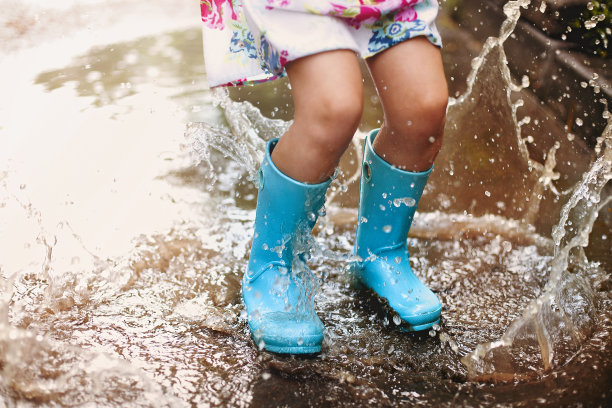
[266, 0, 291, 9]
[279, 50, 289, 67]
[201, 0, 237, 30]
[394, 7, 417, 22]
[329, 3, 381, 28]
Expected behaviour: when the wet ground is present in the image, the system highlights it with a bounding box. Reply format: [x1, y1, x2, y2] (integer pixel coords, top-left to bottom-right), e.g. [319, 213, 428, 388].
[0, 1, 611, 407]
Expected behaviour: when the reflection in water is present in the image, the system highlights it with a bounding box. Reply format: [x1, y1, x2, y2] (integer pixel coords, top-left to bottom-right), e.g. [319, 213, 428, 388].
[0, 2, 610, 407]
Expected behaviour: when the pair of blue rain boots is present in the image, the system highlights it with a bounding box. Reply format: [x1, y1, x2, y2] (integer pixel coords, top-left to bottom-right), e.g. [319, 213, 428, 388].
[242, 130, 441, 354]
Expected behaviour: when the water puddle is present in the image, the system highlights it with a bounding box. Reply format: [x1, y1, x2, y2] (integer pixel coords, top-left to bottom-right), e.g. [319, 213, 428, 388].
[0, 0, 610, 406]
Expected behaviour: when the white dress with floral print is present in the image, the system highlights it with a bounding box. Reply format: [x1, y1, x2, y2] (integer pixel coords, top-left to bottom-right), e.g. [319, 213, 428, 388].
[201, 0, 441, 87]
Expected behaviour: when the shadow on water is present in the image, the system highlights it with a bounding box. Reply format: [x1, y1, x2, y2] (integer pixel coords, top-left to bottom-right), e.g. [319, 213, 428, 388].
[0, 2, 610, 407]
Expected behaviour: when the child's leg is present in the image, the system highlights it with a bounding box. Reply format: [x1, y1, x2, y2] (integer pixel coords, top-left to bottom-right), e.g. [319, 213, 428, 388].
[366, 37, 448, 171]
[271, 50, 364, 183]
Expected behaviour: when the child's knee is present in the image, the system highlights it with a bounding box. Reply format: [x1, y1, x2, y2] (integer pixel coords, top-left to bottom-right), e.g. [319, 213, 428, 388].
[296, 89, 362, 150]
[316, 89, 363, 131]
[389, 90, 448, 138]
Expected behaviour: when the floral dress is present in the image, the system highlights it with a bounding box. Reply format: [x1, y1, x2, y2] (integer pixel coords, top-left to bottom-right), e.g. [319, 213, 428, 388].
[201, 0, 441, 87]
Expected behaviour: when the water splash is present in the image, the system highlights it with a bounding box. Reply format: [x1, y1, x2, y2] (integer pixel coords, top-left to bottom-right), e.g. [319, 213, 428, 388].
[462, 121, 611, 381]
[186, 0, 612, 384]
[185, 88, 291, 186]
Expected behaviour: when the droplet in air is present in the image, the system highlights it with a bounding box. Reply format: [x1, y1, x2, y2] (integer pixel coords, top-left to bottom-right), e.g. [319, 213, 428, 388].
[521, 75, 530, 88]
[393, 315, 402, 325]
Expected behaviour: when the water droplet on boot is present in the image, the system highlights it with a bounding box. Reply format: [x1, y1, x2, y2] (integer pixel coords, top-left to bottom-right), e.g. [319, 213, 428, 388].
[403, 197, 416, 207]
[394, 256, 401, 264]
[383, 225, 392, 233]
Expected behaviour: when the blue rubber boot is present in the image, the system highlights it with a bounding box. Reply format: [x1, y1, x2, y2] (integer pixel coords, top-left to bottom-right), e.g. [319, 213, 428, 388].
[353, 129, 442, 331]
[243, 138, 332, 354]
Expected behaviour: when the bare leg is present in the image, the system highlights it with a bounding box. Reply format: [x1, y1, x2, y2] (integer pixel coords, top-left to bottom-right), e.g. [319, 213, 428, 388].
[366, 37, 448, 171]
[272, 50, 364, 183]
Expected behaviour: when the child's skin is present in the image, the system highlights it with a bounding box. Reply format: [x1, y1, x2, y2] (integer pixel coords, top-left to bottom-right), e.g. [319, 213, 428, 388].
[271, 36, 448, 183]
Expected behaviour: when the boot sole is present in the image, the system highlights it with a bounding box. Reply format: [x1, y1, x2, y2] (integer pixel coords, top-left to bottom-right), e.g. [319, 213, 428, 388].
[397, 317, 441, 332]
[254, 334, 323, 355]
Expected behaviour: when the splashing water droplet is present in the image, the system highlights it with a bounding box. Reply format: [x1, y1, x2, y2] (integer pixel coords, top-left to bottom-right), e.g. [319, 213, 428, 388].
[394, 256, 401, 264]
[393, 315, 402, 325]
[521, 75, 530, 88]
[403, 197, 416, 207]
[383, 225, 392, 233]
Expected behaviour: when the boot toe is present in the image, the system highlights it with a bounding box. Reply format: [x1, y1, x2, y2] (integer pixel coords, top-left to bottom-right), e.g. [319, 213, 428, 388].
[398, 301, 442, 329]
[250, 312, 324, 354]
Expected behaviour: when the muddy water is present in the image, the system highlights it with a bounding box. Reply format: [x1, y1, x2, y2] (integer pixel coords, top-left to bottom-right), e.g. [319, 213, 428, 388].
[1, 1, 611, 407]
